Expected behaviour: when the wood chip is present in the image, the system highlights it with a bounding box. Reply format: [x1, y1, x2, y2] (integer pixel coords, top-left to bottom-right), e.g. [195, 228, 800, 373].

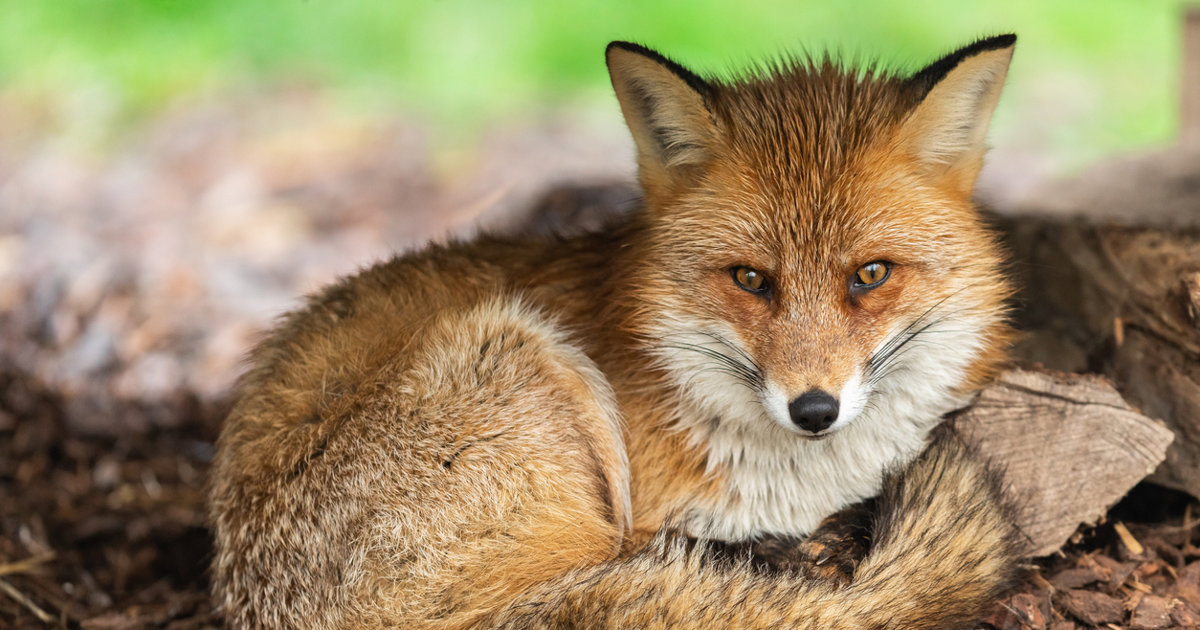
[0, 576, 55, 624]
[1134, 562, 1160, 579]
[985, 602, 1024, 630]
[1032, 571, 1058, 593]
[1179, 561, 1200, 588]
[1011, 592, 1047, 630]
[1115, 521, 1146, 556]
[1172, 598, 1200, 626]
[1095, 555, 1138, 591]
[1052, 567, 1106, 590]
[1129, 579, 1154, 594]
[1058, 589, 1125, 626]
[1183, 271, 1200, 326]
[989, 592, 1049, 630]
[0, 552, 55, 578]
[1129, 594, 1174, 629]
[1175, 580, 1200, 609]
[1127, 589, 1146, 612]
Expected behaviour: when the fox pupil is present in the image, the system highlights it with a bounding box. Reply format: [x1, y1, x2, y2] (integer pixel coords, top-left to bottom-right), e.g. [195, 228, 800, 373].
[854, 262, 891, 288]
[732, 267, 767, 293]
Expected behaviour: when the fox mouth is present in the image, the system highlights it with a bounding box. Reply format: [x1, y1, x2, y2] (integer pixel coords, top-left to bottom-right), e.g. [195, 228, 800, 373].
[789, 422, 840, 441]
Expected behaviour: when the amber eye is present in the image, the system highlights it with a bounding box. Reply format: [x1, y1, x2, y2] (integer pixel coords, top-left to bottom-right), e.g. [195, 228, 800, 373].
[731, 266, 768, 294]
[852, 261, 891, 289]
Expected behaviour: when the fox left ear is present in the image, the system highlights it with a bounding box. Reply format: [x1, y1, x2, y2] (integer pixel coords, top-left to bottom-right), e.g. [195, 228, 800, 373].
[606, 42, 718, 203]
[899, 34, 1016, 195]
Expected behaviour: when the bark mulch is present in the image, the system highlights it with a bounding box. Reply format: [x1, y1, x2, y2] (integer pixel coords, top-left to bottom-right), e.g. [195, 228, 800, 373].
[4, 383, 1197, 628]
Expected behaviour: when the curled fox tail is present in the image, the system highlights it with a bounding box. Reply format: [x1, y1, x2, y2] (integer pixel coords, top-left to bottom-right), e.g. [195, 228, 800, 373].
[490, 432, 1019, 630]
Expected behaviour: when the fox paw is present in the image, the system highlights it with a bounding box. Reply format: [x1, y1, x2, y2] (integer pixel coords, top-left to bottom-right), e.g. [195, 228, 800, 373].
[749, 498, 876, 586]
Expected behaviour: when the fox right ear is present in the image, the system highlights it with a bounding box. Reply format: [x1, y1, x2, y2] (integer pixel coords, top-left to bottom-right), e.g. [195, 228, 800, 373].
[606, 42, 717, 197]
[898, 35, 1016, 196]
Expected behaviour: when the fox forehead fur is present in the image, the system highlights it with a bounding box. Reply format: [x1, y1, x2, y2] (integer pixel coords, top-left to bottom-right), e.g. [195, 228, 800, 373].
[604, 38, 1014, 537]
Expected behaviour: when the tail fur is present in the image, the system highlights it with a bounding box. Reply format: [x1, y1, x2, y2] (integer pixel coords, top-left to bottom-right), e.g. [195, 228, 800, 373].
[488, 431, 1019, 629]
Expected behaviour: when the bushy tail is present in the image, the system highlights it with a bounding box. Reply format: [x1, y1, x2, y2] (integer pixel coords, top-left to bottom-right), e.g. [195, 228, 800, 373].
[488, 432, 1019, 630]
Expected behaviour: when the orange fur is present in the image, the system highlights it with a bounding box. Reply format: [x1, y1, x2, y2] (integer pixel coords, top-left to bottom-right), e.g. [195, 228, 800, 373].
[211, 35, 1020, 629]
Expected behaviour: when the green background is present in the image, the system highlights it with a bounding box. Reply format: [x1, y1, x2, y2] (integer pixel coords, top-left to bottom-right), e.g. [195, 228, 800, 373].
[1, 0, 1193, 172]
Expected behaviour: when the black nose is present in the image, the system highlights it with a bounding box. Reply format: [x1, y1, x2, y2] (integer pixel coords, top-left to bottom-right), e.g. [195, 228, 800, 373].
[789, 390, 839, 433]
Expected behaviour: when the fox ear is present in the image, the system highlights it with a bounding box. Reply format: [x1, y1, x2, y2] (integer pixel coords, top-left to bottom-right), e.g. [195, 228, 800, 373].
[899, 34, 1016, 194]
[606, 42, 717, 197]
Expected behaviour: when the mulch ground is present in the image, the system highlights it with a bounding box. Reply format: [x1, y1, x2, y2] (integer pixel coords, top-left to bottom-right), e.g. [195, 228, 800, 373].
[3, 381, 1197, 629]
[1, 372, 218, 628]
[1, 88, 1197, 628]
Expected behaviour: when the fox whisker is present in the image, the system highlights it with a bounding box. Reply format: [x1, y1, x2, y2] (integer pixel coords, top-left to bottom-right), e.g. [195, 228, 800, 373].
[661, 339, 766, 391]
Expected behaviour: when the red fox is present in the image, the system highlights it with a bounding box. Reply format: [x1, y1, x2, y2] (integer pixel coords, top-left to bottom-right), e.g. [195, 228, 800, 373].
[210, 35, 1020, 629]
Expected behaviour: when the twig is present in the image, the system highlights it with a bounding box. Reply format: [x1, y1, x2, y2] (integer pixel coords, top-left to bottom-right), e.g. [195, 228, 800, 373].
[0, 576, 55, 624]
[0, 551, 55, 578]
[1113, 521, 1145, 556]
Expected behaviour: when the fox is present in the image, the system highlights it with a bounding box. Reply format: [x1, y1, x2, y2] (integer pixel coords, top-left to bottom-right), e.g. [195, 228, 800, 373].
[210, 34, 1021, 629]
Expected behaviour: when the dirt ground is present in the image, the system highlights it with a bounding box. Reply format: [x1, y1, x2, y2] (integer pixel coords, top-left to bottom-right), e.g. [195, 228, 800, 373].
[1, 89, 1197, 628]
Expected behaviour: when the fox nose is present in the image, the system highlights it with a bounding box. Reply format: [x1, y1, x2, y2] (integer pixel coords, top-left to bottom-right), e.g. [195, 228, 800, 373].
[788, 390, 839, 433]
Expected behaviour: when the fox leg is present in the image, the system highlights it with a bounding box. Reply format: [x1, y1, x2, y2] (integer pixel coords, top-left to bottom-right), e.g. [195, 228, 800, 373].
[211, 297, 631, 630]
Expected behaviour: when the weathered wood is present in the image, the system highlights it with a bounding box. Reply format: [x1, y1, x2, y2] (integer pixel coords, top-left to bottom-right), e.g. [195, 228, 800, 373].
[949, 369, 1174, 558]
[1110, 330, 1200, 496]
[998, 150, 1200, 499]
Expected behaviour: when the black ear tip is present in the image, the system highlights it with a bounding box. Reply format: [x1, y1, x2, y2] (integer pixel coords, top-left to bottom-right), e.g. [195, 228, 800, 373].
[909, 33, 1018, 91]
[954, 33, 1018, 59]
[984, 33, 1017, 49]
[603, 41, 712, 97]
[606, 41, 653, 60]
[607, 41, 640, 52]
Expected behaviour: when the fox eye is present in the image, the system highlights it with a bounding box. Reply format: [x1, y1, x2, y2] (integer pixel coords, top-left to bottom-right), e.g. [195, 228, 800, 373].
[731, 266, 768, 294]
[852, 261, 891, 289]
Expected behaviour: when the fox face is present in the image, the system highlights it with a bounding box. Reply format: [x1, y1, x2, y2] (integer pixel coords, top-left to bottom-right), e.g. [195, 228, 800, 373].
[631, 135, 1010, 439]
[607, 39, 1015, 536]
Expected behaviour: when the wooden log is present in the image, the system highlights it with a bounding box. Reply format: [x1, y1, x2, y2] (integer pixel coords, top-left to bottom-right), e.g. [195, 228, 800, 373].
[949, 369, 1174, 558]
[999, 145, 1200, 499]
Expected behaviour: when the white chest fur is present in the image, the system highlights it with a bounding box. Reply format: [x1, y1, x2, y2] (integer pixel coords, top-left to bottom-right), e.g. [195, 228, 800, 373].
[677, 355, 977, 541]
[653, 316, 987, 541]
[685, 407, 938, 540]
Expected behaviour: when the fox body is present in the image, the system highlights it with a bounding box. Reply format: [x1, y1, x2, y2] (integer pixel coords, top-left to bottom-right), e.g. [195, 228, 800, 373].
[211, 36, 1019, 629]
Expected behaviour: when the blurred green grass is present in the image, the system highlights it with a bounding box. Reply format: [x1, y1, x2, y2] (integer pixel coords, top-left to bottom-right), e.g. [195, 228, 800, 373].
[0, 1, 1192, 169]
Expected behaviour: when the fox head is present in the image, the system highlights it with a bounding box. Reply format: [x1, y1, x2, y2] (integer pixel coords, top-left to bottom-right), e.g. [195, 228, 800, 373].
[608, 37, 1015, 445]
